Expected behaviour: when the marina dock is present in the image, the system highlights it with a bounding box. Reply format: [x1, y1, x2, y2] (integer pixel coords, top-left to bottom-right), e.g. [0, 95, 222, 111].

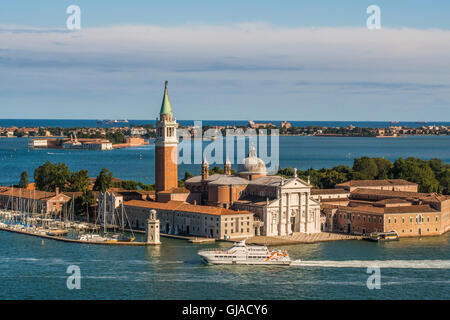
[247, 232, 362, 246]
[0, 226, 153, 246]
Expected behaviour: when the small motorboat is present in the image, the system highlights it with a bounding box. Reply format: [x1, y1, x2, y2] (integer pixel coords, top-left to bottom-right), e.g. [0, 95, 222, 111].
[368, 231, 399, 242]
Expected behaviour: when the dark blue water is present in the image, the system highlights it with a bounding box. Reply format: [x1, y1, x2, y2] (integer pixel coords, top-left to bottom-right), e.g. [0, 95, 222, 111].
[0, 136, 449, 186]
[0, 127, 449, 299]
[0, 119, 448, 129]
[0, 231, 448, 299]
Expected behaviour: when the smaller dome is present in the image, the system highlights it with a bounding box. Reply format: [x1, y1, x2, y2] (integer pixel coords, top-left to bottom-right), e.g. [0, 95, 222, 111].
[238, 145, 267, 175]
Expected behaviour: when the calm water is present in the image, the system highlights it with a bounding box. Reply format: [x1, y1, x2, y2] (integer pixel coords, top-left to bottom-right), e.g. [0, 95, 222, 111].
[0, 231, 448, 300]
[0, 135, 449, 186]
[0, 131, 449, 299]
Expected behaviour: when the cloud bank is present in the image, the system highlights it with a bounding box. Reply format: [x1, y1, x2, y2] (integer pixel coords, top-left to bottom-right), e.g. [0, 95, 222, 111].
[0, 23, 449, 120]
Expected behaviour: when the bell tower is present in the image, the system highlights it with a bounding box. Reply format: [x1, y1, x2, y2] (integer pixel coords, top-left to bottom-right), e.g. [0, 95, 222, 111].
[155, 81, 178, 200]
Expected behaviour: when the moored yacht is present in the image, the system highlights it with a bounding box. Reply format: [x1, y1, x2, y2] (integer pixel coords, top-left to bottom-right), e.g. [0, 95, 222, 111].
[198, 239, 292, 265]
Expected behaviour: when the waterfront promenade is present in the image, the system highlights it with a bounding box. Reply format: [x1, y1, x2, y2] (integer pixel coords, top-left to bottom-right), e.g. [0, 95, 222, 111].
[247, 232, 361, 245]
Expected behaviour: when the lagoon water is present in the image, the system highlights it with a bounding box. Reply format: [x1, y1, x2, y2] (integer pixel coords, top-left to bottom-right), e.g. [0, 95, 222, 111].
[0, 230, 448, 299]
[0, 131, 449, 299]
[0, 135, 449, 186]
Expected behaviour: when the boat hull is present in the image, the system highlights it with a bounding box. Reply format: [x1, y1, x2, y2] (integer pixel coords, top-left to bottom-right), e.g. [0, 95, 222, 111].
[199, 254, 291, 266]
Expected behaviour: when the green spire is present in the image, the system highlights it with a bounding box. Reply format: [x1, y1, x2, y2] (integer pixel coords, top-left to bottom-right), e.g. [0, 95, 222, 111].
[160, 80, 172, 114]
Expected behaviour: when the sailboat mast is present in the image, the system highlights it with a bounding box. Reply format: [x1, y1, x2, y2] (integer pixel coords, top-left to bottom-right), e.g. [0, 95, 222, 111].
[121, 203, 124, 232]
[103, 192, 106, 234]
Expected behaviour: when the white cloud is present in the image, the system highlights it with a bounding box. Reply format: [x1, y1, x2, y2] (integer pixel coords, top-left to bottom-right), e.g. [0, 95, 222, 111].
[0, 23, 449, 120]
[2, 23, 450, 71]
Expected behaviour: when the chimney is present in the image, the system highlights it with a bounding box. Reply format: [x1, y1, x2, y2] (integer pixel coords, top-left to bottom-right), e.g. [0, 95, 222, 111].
[55, 187, 60, 195]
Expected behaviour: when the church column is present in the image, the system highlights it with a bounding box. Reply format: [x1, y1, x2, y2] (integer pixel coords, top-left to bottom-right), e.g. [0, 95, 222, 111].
[297, 192, 302, 233]
[305, 192, 309, 233]
[286, 192, 290, 235]
[278, 192, 283, 236]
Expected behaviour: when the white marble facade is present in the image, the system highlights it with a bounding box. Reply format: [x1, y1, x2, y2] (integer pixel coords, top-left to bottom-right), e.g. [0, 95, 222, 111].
[262, 178, 321, 236]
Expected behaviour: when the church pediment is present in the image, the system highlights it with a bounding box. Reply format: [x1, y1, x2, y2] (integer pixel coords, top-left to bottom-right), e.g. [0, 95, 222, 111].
[281, 177, 311, 190]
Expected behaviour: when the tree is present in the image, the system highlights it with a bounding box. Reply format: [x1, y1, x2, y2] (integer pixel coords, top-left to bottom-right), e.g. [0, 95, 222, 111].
[209, 166, 224, 175]
[352, 157, 378, 179]
[427, 158, 444, 175]
[81, 189, 95, 221]
[34, 161, 71, 192]
[118, 180, 138, 190]
[69, 170, 90, 192]
[277, 167, 294, 177]
[138, 182, 155, 191]
[437, 168, 450, 195]
[392, 158, 439, 193]
[184, 171, 194, 181]
[318, 170, 348, 189]
[93, 168, 114, 192]
[373, 158, 393, 179]
[18, 171, 29, 188]
[74, 189, 95, 218]
[106, 131, 126, 145]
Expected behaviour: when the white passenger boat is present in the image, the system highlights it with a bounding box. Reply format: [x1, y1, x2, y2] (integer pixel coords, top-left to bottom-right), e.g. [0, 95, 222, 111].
[198, 239, 292, 265]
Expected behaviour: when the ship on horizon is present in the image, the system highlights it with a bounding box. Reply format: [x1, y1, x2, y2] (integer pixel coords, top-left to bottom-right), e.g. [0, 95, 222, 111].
[96, 119, 129, 125]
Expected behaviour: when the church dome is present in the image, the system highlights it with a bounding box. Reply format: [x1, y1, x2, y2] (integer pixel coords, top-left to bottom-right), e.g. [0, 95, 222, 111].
[238, 145, 267, 175]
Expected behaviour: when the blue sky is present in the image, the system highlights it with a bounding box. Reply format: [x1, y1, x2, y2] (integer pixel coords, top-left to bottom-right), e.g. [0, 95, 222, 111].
[0, 1, 450, 120]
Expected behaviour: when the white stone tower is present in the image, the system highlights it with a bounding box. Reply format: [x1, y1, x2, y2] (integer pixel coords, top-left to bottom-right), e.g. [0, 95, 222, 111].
[146, 209, 161, 245]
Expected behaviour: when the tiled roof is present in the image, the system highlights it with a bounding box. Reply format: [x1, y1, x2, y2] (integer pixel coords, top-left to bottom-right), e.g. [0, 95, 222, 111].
[0, 187, 69, 201]
[185, 174, 225, 184]
[337, 179, 418, 187]
[375, 198, 410, 204]
[208, 176, 249, 186]
[351, 188, 449, 202]
[249, 176, 284, 186]
[158, 187, 190, 194]
[124, 200, 253, 216]
[234, 195, 276, 206]
[334, 204, 437, 215]
[311, 189, 350, 195]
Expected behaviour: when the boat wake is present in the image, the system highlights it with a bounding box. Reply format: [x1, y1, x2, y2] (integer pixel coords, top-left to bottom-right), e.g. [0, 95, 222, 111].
[291, 260, 450, 269]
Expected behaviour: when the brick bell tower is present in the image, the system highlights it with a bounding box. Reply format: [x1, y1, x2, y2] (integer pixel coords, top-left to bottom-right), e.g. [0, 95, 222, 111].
[155, 81, 178, 201]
